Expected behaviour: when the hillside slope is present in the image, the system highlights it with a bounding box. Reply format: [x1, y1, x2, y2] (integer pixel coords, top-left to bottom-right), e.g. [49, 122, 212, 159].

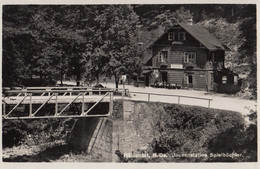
[115, 100, 257, 162]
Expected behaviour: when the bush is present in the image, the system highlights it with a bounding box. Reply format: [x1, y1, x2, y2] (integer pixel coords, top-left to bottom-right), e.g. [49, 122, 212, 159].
[144, 103, 257, 162]
[2, 118, 77, 148]
[214, 83, 240, 94]
[2, 120, 28, 147]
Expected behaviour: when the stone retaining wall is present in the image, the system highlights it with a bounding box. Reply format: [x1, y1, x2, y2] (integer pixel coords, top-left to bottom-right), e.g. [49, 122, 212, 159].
[68, 100, 155, 162]
[68, 117, 113, 162]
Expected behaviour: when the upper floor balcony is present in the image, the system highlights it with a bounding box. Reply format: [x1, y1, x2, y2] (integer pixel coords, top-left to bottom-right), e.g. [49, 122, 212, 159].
[206, 61, 224, 70]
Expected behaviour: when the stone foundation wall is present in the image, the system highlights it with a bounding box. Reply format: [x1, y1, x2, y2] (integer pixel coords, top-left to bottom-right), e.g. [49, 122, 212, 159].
[68, 100, 155, 162]
[90, 119, 113, 162]
[68, 117, 113, 162]
[112, 101, 156, 162]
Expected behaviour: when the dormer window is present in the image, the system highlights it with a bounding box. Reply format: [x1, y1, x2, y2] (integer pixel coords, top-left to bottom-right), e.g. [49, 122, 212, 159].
[178, 32, 186, 41]
[168, 32, 175, 41]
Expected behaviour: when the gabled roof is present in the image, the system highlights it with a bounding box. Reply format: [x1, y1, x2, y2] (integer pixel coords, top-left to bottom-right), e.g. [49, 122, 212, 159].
[149, 23, 230, 51]
[144, 22, 230, 65]
[178, 23, 230, 51]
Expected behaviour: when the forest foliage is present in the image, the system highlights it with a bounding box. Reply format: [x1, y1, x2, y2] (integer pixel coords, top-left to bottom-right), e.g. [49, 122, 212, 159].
[2, 4, 256, 97]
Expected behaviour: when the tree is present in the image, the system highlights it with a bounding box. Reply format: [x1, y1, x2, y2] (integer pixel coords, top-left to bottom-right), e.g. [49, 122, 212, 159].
[3, 5, 95, 87]
[198, 13, 256, 99]
[198, 18, 244, 69]
[3, 6, 40, 87]
[150, 7, 193, 31]
[90, 5, 140, 89]
[31, 6, 93, 86]
[85, 47, 109, 85]
[123, 44, 146, 86]
[238, 17, 256, 99]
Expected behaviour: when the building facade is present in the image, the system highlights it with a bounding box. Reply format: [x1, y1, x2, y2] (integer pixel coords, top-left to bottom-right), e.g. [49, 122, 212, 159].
[143, 22, 239, 91]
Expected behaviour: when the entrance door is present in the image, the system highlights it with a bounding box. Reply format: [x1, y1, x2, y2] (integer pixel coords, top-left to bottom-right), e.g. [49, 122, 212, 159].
[161, 72, 168, 83]
[188, 74, 193, 88]
[188, 75, 193, 83]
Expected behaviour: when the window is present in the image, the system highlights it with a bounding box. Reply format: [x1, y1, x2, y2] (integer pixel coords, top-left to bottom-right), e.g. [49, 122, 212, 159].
[234, 76, 238, 85]
[168, 32, 186, 41]
[168, 32, 175, 41]
[158, 51, 168, 62]
[222, 76, 227, 84]
[178, 32, 186, 41]
[184, 52, 196, 64]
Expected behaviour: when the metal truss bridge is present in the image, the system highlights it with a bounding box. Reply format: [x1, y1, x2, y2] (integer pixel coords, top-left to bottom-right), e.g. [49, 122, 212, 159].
[2, 87, 116, 120]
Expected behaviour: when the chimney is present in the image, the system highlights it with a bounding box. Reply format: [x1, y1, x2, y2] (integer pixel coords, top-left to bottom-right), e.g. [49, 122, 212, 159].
[188, 18, 193, 25]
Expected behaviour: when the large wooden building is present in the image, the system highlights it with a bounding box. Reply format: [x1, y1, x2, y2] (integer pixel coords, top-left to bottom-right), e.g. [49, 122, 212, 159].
[143, 21, 239, 92]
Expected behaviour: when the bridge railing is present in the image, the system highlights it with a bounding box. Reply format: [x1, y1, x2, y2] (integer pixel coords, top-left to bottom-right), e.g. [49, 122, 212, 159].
[2, 87, 129, 97]
[2, 89, 114, 119]
[2, 87, 213, 119]
[124, 91, 212, 108]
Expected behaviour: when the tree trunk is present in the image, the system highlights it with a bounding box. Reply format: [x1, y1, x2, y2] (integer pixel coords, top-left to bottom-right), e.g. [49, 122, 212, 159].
[136, 74, 139, 87]
[60, 74, 63, 86]
[96, 74, 99, 85]
[114, 74, 119, 91]
[76, 74, 81, 86]
[39, 74, 43, 86]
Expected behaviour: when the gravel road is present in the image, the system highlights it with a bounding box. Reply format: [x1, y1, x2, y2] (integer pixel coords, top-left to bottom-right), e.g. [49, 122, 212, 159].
[103, 83, 257, 116]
